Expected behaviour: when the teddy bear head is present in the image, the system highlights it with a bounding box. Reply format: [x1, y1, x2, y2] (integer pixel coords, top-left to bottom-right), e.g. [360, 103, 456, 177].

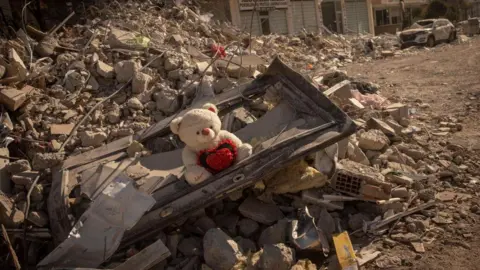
[170, 103, 221, 148]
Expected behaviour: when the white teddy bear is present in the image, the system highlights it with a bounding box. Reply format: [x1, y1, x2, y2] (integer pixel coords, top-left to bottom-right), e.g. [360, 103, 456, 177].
[170, 103, 253, 185]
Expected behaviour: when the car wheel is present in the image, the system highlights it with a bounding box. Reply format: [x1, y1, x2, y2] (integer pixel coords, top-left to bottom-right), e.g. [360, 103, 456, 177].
[426, 36, 435, 47]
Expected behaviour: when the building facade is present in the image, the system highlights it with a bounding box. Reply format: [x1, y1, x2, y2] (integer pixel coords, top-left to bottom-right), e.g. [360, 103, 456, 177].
[228, 0, 324, 35]
[371, 0, 429, 34]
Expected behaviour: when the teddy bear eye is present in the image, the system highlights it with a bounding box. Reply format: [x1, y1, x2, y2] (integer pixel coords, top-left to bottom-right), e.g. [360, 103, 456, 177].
[196, 131, 200, 135]
[210, 126, 213, 129]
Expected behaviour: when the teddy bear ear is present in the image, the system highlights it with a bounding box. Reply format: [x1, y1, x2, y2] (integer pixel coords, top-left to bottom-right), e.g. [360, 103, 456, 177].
[202, 103, 218, 114]
[170, 117, 182, 134]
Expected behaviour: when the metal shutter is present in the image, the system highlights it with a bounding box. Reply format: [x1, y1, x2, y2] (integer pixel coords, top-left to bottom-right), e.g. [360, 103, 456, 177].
[240, 11, 261, 36]
[345, 0, 370, 34]
[269, 9, 289, 34]
[292, 1, 319, 34]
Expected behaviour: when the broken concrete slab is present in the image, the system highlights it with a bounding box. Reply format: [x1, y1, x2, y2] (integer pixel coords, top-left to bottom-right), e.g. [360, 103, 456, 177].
[132, 72, 152, 94]
[11, 171, 39, 186]
[323, 80, 352, 101]
[258, 219, 289, 246]
[203, 228, 244, 270]
[0, 88, 27, 111]
[114, 239, 170, 270]
[79, 131, 108, 147]
[331, 159, 391, 200]
[196, 61, 213, 75]
[50, 123, 75, 135]
[238, 197, 285, 225]
[6, 160, 31, 174]
[108, 28, 150, 50]
[358, 129, 390, 151]
[32, 152, 65, 170]
[0, 191, 24, 227]
[114, 60, 141, 83]
[367, 118, 396, 137]
[97, 61, 115, 79]
[264, 160, 328, 194]
[258, 244, 295, 270]
[385, 103, 409, 122]
[386, 173, 414, 187]
[38, 175, 155, 268]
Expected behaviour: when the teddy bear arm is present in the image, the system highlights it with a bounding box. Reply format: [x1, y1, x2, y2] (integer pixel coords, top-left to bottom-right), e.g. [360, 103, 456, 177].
[218, 130, 243, 146]
[182, 148, 198, 167]
[218, 130, 252, 161]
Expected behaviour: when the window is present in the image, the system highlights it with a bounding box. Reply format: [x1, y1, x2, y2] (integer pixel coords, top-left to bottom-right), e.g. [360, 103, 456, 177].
[392, 16, 399, 24]
[375, 9, 390, 26]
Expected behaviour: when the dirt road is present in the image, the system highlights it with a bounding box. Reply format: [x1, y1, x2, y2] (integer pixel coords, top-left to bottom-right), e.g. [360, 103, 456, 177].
[345, 39, 480, 270]
[347, 38, 480, 150]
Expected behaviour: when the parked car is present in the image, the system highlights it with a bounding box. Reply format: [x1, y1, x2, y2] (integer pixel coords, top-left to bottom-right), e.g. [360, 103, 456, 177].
[399, 19, 456, 49]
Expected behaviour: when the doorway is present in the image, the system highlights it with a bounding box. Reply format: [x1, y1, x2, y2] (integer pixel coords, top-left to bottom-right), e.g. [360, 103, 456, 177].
[259, 10, 271, 35]
[322, 1, 337, 32]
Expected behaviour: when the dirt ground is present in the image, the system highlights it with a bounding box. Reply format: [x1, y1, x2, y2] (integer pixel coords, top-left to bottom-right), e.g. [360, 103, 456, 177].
[345, 38, 480, 270]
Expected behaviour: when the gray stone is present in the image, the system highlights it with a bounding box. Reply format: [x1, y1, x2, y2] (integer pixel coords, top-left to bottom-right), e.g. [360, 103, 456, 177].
[193, 216, 216, 234]
[164, 53, 182, 71]
[178, 237, 203, 256]
[258, 220, 289, 246]
[65, 71, 85, 92]
[32, 152, 65, 170]
[79, 131, 108, 147]
[28, 210, 48, 227]
[154, 86, 180, 114]
[238, 218, 259, 238]
[358, 129, 390, 151]
[6, 160, 31, 174]
[203, 228, 244, 270]
[391, 187, 409, 199]
[0, 192, 24, 227]
[391, 232, 420, 243]
[96, 61, 115, 78]
[258, 244, 294, 270]
[213, 78, 235, 94]
[348, 213, 370, 231]
[239, 197, 284, 225]
[87, 76, 100, 91]
[108, 28, 150, 50]
[132, 72, 152, 94]
[114, 60, 141, 83]
[107, 106, 121, 124]
[367, 117, 396, 136]
[127, 97, 144, 110]
[235, 237, 257, 253]
[396, 143, 427, 161]
[418, 188, 435, 201]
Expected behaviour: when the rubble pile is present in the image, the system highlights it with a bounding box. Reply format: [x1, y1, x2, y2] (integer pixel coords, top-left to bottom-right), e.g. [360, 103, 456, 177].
[0, 1, 477, 270]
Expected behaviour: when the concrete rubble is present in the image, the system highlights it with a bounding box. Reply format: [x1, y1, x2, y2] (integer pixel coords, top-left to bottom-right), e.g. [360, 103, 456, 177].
[0, 1, 477, 270]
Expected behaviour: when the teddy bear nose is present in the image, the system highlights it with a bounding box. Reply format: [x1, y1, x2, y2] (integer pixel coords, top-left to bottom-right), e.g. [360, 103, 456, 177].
[202, 128, 210, 135]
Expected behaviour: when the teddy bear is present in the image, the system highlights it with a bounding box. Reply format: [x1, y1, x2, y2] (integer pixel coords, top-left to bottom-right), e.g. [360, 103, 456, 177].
[170, 103, 253, 185]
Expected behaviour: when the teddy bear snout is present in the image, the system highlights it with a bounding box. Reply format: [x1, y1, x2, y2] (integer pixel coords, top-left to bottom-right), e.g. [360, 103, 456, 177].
[201, 128, 210, 136]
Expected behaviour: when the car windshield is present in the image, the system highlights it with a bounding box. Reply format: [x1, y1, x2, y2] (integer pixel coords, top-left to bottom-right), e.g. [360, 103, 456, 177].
[410, 20, 434, 29]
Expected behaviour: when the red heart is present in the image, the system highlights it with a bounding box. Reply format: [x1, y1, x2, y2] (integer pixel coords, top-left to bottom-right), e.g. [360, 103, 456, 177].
[205, 148, 235, 171]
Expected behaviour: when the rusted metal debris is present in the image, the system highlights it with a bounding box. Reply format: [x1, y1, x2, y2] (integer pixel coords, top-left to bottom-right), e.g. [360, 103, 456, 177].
[45, 57, 356, 268]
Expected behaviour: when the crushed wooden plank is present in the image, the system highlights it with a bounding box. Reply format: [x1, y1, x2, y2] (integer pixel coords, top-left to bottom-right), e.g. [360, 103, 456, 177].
[62, 135, 132, 170]
[114, 239, 170, 270]
[369, 201, 436, 231]
[50, 124, 75, 135]
[1, 224, 21, 270]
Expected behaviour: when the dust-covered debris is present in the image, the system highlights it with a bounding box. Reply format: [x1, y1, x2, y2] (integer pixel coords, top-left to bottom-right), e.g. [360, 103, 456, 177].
[0, 1, 477, 269]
